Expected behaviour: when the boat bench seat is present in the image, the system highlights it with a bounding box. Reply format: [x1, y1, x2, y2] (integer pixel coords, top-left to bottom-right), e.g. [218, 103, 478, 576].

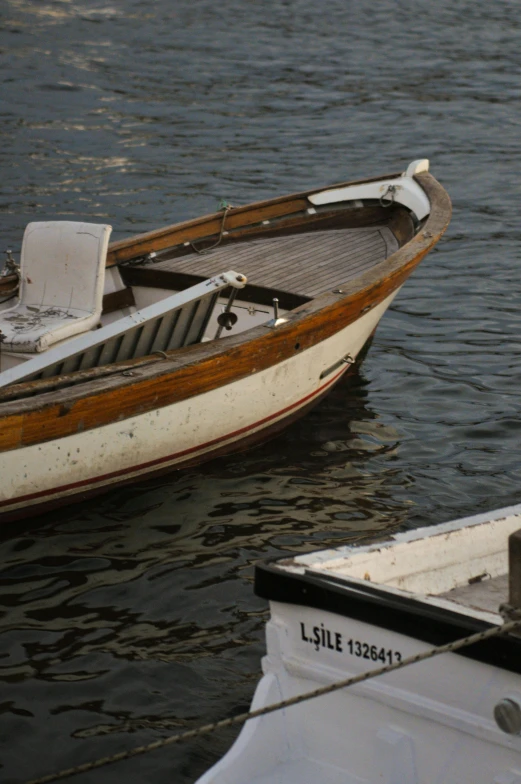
[0, 304, 100, 354]
[0, 269, 247, 389]
[0, 221, 112, 353]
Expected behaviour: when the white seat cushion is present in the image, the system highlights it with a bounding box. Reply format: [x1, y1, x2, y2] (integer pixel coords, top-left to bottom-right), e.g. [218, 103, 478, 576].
[0, 304, 100, 353]
[0, 221, 111, 353]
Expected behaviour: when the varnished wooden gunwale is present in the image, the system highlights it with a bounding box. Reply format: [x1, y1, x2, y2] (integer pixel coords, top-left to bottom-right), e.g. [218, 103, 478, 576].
[106, 170, 400, 266]
[0, 171, 405, 285]
[0, 172, 451, 453]
[137, 204, 407, 266]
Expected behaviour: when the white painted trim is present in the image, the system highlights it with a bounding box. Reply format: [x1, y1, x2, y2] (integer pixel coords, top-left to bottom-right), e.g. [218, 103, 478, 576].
[288, 506, 520, 597]
[405, 159, 429, 177]
[280, 654, 515, 750]
[309, 160, 431, 220]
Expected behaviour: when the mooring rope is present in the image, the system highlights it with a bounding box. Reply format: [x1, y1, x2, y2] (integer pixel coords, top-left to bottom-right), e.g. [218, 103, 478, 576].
[23, 618, 521, 784]
[117, 201, 235, 267]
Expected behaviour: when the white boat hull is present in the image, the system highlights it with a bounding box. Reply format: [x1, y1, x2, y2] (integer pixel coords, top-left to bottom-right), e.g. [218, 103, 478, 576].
[197, 505, 521, 784]
[199, 604, 521, 784]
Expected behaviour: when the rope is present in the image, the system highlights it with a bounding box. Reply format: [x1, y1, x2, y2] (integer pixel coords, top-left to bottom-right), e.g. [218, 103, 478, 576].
[117, 201, 235, 267]
[379, 184, 397, 207]
[190, 204, 232, 255]
[23, 618, 521, 784]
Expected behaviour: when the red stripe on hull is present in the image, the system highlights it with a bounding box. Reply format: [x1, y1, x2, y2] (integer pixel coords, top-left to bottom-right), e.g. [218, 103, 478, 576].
[1, 366, 349, 523]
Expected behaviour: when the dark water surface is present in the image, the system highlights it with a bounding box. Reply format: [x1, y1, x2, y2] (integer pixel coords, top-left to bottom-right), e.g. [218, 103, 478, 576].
[1, 1, 521, 782]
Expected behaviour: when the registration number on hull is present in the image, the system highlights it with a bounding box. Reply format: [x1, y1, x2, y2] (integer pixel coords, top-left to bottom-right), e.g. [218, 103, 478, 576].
[299, 621, 403, 664]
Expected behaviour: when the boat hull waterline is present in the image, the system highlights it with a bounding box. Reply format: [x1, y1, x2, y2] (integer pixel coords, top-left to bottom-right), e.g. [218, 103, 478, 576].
[0, 295, 394, 520]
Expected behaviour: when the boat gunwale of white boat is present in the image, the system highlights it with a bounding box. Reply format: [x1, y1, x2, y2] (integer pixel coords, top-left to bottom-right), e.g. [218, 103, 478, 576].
[255, 504, 521, 675]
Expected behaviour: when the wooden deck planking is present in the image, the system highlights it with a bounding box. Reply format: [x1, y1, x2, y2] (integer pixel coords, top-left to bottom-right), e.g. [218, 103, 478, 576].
[439, 574, 507, 615]
[289, 238, 388, 292]
[153, 227, 399, 298]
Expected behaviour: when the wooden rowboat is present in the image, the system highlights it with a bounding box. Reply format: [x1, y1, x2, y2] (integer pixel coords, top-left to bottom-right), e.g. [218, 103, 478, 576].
[0, 160, 451, 522]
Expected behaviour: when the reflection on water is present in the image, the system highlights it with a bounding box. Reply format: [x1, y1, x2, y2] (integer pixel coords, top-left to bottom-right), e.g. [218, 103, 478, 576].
[3, 0, 521, 781]
[0, 371, 414, 783]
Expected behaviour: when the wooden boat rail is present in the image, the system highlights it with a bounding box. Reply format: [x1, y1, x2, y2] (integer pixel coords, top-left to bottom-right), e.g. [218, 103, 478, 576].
[106, 169, 402, 266]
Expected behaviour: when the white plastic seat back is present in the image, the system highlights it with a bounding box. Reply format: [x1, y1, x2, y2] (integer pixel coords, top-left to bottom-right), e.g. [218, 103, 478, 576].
[0, 221, 111, 353]
[19, 221, 111, 314]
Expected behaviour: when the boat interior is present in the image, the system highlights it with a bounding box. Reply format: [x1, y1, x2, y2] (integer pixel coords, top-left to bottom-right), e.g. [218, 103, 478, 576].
[289, 511, 520, 622]
[0, 163, 430, 393]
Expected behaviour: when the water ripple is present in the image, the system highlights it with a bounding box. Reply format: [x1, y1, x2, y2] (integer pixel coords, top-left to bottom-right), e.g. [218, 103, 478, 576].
[2, 0, 521, 781]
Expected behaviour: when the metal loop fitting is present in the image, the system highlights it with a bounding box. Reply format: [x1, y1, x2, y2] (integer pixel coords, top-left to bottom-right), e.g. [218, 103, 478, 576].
[380, 184, 397, 207]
